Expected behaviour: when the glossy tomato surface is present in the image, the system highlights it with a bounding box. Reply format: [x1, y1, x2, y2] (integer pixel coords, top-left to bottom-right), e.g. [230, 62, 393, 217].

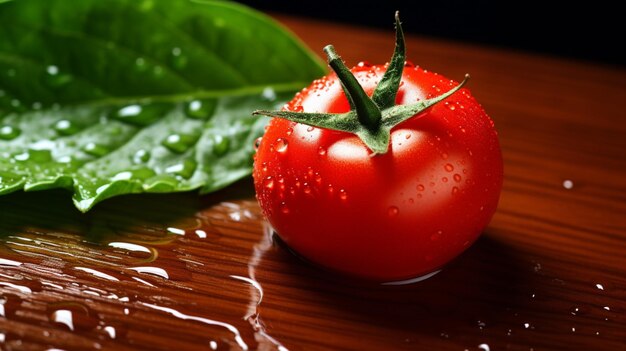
[253, 63, 503, 282]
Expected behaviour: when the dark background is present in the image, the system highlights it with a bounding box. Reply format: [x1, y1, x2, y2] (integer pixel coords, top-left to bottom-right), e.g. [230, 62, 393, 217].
[239, 1, 624, 67]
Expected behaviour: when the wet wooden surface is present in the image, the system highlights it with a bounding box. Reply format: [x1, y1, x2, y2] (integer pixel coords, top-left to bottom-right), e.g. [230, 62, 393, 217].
[1, 14, 626, 351]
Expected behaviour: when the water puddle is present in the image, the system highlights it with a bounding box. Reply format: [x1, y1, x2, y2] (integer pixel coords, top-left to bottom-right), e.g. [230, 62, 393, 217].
[0, 187, 623, 350]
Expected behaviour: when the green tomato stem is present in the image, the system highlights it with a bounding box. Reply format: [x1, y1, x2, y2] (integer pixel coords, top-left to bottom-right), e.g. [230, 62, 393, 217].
[323, 45, 382, 131]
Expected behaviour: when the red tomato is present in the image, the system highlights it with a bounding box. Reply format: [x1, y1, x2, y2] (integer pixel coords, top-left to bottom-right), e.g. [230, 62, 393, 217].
[254, 62, 503, 282]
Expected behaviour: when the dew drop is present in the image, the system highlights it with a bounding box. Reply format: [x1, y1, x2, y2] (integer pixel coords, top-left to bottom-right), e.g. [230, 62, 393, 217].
[314, 173, 323, 184]
[54, 119, 80, 136]
[169, 47, 188, 69]
[286, 127, 293, 136]
[280, 202, 290, 214]
[162, 133, 198, 154]
[442, 152, 449, 159]
[356, 61, 372, 69]
[387, 206, 399, 217]
[339, 189, 348, 201]
[184, 99, 215, 120]
[404, 60, 415, 67]
[165, 159, 197, 179]
[212, 135, 230, 156]
[327, 184, 334, 195]
[264, 176, 274, 190]
[442, 177, 448, 183]
[405, 133, 412, 140]
[563, 179, 574, 189]
[453, 173, 462, 182]
[317, 146, 327, 156]
[48, 303, 98, 332]
[254, 137, 262, 151]
[444, 101, 456, 111]
[444, 163, 454, 172]
[274, 138, 288, 153]
[83, 142, 109, 157]
[262, 87, 277, 101]
[292, 105, 304, 112]
[43, 65, 73, 88]
[408, 198, 414, 204]
[111, 104, 168, 126]
[303, 183, 312, 194]
[132, 149, 151, 164]
[452, 186, 459, 194]
[0, 125, 20, 140]
[306, 126, 315, 132]
[417, 184, 425, 191]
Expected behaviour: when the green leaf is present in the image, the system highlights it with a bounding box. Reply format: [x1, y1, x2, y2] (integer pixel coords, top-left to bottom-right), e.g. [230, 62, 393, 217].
[0, 0, 326, 211]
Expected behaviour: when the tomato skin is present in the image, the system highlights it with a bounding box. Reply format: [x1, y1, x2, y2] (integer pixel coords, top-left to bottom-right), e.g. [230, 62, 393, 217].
[253, 64, 503, 282]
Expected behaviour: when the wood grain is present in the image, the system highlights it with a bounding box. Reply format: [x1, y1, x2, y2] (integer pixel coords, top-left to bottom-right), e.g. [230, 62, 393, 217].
[1, 14, 625, 351]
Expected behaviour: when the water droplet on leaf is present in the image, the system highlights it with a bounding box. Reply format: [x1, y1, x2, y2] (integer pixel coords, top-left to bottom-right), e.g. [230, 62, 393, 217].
[212, 135, 230, 156]
[184, 99, 215, 120]
[0, 125, 20, 140]
[83, 142, 109, 157]
[54, 119, 81, 136]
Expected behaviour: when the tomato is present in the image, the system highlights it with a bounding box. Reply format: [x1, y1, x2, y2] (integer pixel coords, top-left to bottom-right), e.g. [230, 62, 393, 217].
[253, 14, 502, 282]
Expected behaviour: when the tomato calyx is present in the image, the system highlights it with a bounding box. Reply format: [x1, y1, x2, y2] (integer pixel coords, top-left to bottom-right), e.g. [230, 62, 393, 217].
[253, 12, 469, 155]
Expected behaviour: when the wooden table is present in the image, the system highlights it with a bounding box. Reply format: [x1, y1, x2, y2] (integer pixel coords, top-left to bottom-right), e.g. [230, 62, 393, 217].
[1, 14, 625, 351]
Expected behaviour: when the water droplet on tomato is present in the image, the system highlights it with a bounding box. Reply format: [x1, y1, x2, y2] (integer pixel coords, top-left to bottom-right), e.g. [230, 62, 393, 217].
[327, 184, 334, 195]
[254, 137, 262, 151]
[292, 105, 304, 112]
[429, 182, 435, 187]
[317, 146, 327, 156]
[0, 125, 20, 140]
[444, 101, 456, 111]
[442, 177, 448, 183]
[274, 138, 288, 153]
[404, 60, 415, 67]
[314, 173, 322, 185]
[417, 184, 425, 191]
[261, 161, 269, 173]
[405, 133, 412, 140]
[458, 125, 466, 133]
[286, 128, 293, 136]
[408, 198, 415, 204]
[453, 174, 462, 182]
[280, 202, 289, 214]
[306, 126, 315, 132]
[303, 183, 312, 194]
[442, 153, 449, 159]
[356, 61, 372, 69]
[339, 189, 348, 201]
[444, 163, 454, 172]
[452, 186, 459, 194]
[387, 206, 399, 217]
[263, 176, 274, 190]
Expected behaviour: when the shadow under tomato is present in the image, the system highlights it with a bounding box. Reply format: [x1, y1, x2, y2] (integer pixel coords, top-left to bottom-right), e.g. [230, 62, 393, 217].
[255, 231, 532, 349]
